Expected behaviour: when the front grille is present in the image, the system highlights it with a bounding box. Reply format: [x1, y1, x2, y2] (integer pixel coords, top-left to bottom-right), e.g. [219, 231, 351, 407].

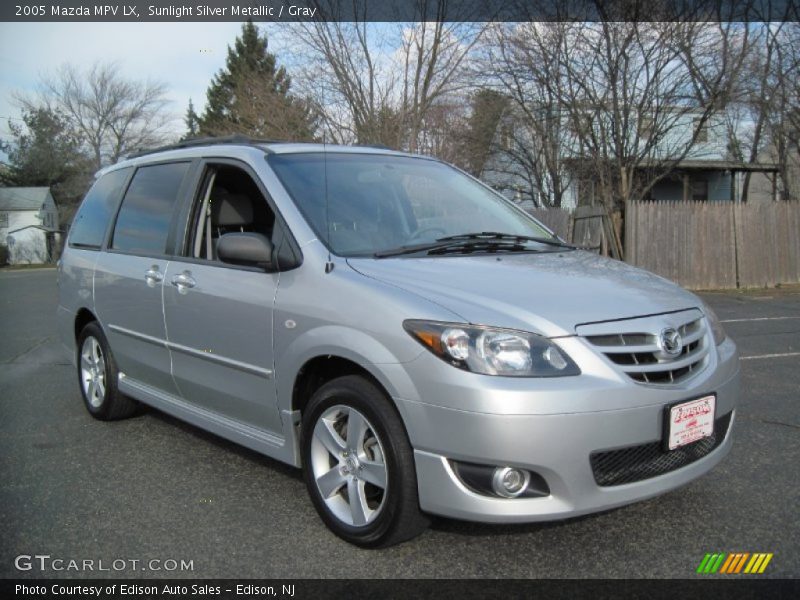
[585, 315, 709, 385]
[590, 412, 732, 487]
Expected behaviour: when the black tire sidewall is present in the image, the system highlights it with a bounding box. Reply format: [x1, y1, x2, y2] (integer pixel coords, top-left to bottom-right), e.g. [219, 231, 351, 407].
[301, 376, 416, 547]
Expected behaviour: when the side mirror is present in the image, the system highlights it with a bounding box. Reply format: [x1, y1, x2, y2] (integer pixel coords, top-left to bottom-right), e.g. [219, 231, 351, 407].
[218, 233, 273, 269]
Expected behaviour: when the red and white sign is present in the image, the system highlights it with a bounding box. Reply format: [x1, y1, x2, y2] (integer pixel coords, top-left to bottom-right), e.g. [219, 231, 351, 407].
[667, 395, 716, 450]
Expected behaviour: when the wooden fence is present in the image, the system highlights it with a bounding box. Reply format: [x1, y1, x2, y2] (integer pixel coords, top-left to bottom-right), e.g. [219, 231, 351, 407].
[626, 200, 800, 289]
[527, 201, 800, 289]
[527, 207, 572, 241]
[527, 206, 612, 255]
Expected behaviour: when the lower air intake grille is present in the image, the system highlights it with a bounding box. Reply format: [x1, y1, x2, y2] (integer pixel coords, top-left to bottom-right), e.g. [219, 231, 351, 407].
[590, 412, 732, 487]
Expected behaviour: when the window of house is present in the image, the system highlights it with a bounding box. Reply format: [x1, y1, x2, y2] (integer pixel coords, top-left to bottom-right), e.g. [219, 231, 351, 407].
[69, 168, 132, 248]
[187, 165, 276, 261]
[578, 178, 596, 206]
[638, 115, 653, 138]
[692, 179, 709, 201]
[0, 212, 8, 228]
[111, 162, 189, 255]
[571, 113, 593, 138]
[693, 118, 708, 143]
[500, 125, 513, 151]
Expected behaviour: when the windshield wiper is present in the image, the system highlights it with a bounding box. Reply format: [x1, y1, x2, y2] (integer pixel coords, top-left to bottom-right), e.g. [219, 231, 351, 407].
[373, 231, 575, 258]
[436, 231, 576, 249]
[373, 241, 458, 258]
[428, 240, 530, 255]
[374, 239, 543, 258]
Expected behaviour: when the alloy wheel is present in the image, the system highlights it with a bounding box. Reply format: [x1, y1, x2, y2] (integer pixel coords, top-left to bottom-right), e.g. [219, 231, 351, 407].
[309, 405, 388, 527]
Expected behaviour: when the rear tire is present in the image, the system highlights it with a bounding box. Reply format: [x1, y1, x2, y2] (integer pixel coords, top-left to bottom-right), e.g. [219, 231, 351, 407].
[301, 375, 429, 547]
[76, 322, 138, 420]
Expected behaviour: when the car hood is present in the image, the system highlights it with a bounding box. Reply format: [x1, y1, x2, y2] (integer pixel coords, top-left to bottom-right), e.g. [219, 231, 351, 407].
[347, 250, 700, 337]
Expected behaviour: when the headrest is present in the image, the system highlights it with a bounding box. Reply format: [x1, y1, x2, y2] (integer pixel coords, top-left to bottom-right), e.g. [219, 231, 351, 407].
[211, 188, 253, 226]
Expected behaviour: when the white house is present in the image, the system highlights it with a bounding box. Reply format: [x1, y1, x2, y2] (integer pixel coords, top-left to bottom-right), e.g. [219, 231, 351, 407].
[0, 187, 61, 265]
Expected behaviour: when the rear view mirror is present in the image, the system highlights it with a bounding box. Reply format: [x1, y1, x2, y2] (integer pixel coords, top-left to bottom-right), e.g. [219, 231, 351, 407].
[218, 233, 273, 269]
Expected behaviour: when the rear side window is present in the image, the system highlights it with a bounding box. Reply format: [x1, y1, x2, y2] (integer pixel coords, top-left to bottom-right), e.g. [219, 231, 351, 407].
[69, 168, 131, 248]
[111, 162, 189, 255]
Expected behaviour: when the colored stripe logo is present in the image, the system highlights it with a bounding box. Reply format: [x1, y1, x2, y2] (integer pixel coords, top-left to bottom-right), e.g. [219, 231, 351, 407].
[697, 553, 773, 574]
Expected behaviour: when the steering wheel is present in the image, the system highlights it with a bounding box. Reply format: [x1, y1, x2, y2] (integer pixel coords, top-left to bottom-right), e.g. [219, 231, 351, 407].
[409, 227, 447, 242]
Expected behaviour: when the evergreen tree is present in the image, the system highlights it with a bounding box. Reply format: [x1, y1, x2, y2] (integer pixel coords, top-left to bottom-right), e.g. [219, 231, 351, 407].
[199, 20, 314, 140]
[184, 99, 200, 140]
[0, 107, 91, 193]
[463, 89, 509, 175]
[0, 107, 93, 224]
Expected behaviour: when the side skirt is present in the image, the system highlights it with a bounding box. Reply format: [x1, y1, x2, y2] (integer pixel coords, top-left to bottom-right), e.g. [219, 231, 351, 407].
[118, 373, 302, 467]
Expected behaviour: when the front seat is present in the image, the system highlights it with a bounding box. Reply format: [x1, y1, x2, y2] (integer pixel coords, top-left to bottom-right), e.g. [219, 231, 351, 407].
[210, 188, 254, 259]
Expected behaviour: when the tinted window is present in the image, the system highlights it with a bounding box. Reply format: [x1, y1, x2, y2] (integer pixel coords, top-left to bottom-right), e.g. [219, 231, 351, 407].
[69, 168, 131, 248]
[112, 162, 189, 255]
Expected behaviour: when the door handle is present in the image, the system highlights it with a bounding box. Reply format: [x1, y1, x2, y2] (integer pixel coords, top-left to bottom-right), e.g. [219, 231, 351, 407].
[144, 266, 163, 287]
[170, 271, 196, 294]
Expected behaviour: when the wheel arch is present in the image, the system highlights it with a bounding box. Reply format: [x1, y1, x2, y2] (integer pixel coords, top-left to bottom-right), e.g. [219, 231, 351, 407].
[291, 355, 393, 419]
[279, 326, 423, 457]
[278, 325, 421, 415]
[74, 307, 98, 341]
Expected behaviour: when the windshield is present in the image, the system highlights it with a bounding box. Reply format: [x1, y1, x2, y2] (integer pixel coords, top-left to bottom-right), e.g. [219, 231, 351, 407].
[268, 152, 555, 257]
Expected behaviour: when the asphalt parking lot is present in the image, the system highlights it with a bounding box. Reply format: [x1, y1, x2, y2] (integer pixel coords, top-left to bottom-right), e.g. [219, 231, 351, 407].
[1, 268, 798, 579]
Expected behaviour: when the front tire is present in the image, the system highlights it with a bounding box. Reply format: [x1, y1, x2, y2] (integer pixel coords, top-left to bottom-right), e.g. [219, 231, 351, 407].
[76, 322, 138, 420]
[301, 375, 429, 547]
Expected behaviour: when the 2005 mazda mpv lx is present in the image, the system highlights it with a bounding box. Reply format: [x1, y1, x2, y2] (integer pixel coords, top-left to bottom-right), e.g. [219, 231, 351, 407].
[58, 138, 740, 547]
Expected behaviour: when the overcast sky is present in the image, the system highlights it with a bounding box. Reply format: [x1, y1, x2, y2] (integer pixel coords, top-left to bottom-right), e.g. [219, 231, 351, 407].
[0, 22, 251, 147]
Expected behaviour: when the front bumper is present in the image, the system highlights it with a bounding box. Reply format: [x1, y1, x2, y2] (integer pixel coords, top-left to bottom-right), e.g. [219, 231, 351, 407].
[393, 337, 740, 523]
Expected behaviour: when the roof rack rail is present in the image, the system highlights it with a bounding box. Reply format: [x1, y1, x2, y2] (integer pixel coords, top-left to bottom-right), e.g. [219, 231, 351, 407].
[126, 135, 284, 159]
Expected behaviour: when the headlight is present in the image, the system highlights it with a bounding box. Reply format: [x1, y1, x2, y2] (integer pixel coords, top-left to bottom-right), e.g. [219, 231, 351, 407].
[404, 320, 580, 377]
[702, 303, 727, 346]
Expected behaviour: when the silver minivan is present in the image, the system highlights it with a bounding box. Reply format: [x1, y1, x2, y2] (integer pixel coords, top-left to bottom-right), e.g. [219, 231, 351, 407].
[57, 138, 740, 547]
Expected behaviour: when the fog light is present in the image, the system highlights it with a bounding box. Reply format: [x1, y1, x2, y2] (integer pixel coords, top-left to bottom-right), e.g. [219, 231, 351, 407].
[451, 460, 550, 498]
[492, 467, 531, 498]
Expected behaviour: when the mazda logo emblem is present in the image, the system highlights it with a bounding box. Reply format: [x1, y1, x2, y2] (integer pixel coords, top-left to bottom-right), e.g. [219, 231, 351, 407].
[658, 327, 683, 357]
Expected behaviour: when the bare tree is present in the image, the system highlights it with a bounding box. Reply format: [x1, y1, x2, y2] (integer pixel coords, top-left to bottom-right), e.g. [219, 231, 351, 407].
[780, 23, 800, 199]
[17, 62, 172, 169]
[492, 21, 745, 199]
[477, 23, 578, 208]
[282, 9, 396, 145]
[480, 17, 749, 255]
[723, 18, 800, 202]
[563, 21, 745, 204]
[413, 96, 472, 165]
[396, 14, 485, 152]
[285, 0, 485, 153]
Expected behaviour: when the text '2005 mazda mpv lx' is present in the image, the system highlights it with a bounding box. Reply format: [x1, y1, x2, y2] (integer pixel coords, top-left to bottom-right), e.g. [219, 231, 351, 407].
[57, 137, 740, 547]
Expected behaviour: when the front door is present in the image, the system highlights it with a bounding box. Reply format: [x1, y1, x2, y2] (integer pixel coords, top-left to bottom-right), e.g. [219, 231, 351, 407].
[162, 162, 282, 434]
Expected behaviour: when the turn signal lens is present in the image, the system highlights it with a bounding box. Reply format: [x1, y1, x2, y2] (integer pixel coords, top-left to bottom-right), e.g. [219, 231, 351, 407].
[702, 303, 727, 346]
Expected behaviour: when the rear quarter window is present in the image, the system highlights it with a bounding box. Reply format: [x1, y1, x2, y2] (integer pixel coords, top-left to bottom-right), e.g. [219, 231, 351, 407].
[69, 168, 132, 248]
[111, 162, 190, 255]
